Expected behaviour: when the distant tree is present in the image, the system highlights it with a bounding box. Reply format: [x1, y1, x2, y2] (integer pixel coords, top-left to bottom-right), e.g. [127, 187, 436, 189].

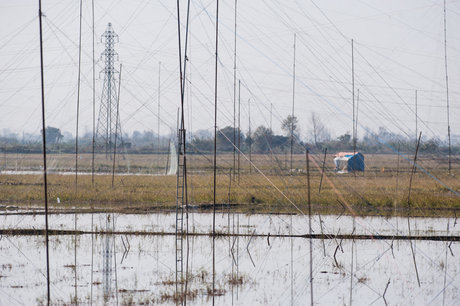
[217, 126, 242, 152]
[253, 125, 273, 152]
[143, 130, 155, 144]
[245, 132, 253, 149]
[191, 137, 213, 152]
[310, 112, 330, 147]
[420, 138, 439, 152]
[194, 129, 212, 139]
[337, 133, 351, 145]
[41, 126, 63, 144]
[132, 130, 142, 144]
[281, 115, 299, 138]
[271, 135, 289, 151]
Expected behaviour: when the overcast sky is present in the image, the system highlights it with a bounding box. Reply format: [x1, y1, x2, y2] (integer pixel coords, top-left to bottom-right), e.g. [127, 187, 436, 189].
[1, 0, 459, 143]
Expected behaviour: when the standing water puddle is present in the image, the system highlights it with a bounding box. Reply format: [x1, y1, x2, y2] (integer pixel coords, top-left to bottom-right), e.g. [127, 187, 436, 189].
[0, 212, 458, 304]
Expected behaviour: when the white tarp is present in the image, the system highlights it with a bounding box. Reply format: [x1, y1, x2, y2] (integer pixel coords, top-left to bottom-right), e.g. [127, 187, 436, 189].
[334, 156, 350, 173]
[167, 140, 178, 175]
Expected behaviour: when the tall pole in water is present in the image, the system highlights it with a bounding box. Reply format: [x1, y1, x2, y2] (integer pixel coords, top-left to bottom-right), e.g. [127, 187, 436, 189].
[238, 80, 241, 182]
[352, 39, 356, 156]
[75, 0, 83, 193]
[90, 1, 95, 302]
[306, 149, 313, 305]
[213, 0, 220, 238]
[212, 0, 220, 303]
[38, 1, 51, 303]
[91, 0, 96, 186]
[443, 0, 452, 173]
[233, 0, 237, 180]
[174, 0, 191, 300]
[290, 33, 296, 171]
[73, 2, 82, 294]
[157, 62, 161, 156]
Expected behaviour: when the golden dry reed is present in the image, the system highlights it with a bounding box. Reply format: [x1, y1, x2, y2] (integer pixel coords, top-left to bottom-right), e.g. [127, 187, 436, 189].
[0, 153, 459, 217]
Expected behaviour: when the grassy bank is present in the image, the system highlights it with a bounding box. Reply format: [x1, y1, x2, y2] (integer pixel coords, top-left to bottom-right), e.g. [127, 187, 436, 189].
[0, 153, 459, 217]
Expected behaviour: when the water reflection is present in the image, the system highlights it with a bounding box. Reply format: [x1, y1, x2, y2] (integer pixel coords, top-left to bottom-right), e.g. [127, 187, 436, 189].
[0, 213, 458, 304]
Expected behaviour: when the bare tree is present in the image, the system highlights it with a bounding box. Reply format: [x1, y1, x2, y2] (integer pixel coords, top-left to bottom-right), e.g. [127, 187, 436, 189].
[310, 112, 330, 147]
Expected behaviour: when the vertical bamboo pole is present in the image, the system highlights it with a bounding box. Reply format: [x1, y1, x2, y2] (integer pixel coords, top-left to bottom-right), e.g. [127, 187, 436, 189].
[38, 0, 51, 302]
[306, 149, 313, 305]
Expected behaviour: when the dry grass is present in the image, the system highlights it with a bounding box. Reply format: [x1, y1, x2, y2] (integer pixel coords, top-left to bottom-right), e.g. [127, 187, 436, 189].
[0, 153, 459, 217]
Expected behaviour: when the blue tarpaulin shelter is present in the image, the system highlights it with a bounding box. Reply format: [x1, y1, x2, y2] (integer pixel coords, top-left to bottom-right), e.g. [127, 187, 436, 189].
[334, 152, 365, 172]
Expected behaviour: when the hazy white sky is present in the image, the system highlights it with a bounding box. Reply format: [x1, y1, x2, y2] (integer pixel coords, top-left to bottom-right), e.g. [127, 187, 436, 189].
[1, 0, 459, 142]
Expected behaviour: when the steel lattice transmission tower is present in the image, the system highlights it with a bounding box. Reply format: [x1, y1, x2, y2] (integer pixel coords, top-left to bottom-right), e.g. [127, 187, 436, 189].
[102, 216, 114, 301]
[96, 23, 122, 158]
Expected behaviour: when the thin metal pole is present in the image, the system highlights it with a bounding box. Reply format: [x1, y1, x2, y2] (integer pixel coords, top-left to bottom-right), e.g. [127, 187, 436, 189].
[75, 0, 83, 193]
[352, 39, 356, 155]
[90, 0, 96, 284]
[395, 144, 400, 207]
[356, 88, 359, 145]
[306, 150, 313, 305]
[112, 64, 122, 188]
[248, 99, 252, 173]
[158, 62, 161, 156]
[112, 215, 119, 306]
[233, 0, 237, 181]
[38, 1, 50, 303]
[236, 214, 239, 299]
[165, 140, 170, 175]
[350, 217, 355, 306]
[290, 214, 293, 306]
[213, 0, 220, 303]
[213, 0, 219, 240]
[442, 220, 449, 305]
[90, 213, 94, 304]
[395, 143, 401, 233]
[415, 90, 418, 147]
[174, 6, 192, 299]
[270, 103, 273, 164]
[270, 103, 273, 133]
[228, 168, 232, 205]
[238, 80, 241, 183]
[319, 148, 327, 194]
[407, 132, 422, 287]
[91, 0, 95, 186]
[443, 0, 452, 173]
[408, 133, 422, 206]
[74, 5, 83, 299]
[74, 212, 78, 302]
[290, 33, 296, 171]
[176, 107, 179, 140]
[175, 0, 184, 125]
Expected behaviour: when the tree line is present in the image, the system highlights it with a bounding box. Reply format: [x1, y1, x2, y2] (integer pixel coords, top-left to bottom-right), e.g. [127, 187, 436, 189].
[0, 114, 458, 155]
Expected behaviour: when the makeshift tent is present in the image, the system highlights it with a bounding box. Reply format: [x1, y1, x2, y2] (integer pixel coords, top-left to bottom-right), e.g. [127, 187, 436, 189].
[334, 152, 365, 173]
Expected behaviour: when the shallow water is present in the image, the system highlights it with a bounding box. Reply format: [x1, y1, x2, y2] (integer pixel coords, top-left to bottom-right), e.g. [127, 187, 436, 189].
[1, 211, 458, 237]
[0, 212, 459, 305]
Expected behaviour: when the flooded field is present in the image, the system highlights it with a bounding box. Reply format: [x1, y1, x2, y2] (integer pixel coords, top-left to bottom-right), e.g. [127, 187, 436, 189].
[0, 212, 459, 305]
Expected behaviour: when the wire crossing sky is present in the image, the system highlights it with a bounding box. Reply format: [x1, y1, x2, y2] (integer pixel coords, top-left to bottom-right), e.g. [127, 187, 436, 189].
[0, 0, 459, 143]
